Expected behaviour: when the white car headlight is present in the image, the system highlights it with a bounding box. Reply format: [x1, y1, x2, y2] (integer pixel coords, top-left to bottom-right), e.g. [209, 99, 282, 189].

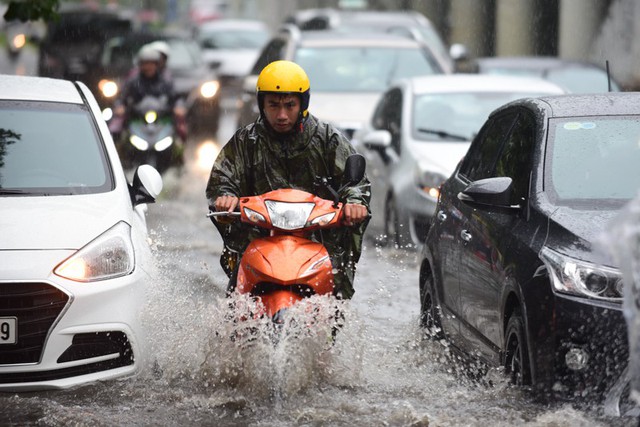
[98, 79, 118, 98]
[55, 222, 135, 282]
[200, 81, 220, 98]
[265, 200, 314, 230]
[539, 246, 623, 301]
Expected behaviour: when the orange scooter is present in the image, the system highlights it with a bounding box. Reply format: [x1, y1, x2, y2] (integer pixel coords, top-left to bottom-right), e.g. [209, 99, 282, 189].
[207, 154, 366, 324]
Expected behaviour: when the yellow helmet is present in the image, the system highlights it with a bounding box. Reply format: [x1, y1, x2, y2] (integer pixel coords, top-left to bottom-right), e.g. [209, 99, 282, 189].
[256, 60, 310, 117]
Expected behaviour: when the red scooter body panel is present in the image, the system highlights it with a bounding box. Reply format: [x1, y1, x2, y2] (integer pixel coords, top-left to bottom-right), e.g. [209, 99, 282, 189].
[219, 188, 345, 320]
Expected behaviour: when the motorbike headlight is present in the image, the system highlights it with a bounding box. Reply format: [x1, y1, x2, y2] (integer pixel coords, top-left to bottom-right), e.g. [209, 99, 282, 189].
[310, 212, 336, 226]
[415, 168, 447, 200]
[145, 110, 158, 124]
[12, 33, 26, 49]
[98, 79, 118, 98]
[265, 201, 314, 230]
[130, 134, 149, 151]
[200, 81, 220, 98]
[55, 222, 135, 282]
[154, 136, 174, 152]
[539, 246, 623, 301]
[243, 207, 266, 224]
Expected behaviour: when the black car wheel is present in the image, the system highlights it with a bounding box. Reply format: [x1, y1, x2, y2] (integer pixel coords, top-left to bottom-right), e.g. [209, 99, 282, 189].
[384, 197, 401, 248]
[419, 271, 443, 339]
[504, 309, 532, 386]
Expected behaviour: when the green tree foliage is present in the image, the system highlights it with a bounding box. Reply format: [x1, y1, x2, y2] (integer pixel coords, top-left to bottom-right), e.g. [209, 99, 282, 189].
[3, 0, 60, 22]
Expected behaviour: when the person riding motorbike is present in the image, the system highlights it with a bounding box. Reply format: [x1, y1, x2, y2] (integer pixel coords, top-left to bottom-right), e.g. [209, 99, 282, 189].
[111, 44, 187, 140]
[206, 60, 371, 300]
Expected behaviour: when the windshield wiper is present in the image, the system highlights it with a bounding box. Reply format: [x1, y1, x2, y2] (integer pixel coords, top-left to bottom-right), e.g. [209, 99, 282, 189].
[417, 128, 469, 142]
[0, 189, 31, 195]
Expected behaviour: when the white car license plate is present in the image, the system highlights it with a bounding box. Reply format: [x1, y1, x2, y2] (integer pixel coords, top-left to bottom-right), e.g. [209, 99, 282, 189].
[0, 317, 17, 344]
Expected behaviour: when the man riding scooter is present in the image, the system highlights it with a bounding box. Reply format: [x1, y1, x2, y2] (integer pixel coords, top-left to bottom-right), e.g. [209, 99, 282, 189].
[206, 60, 371, 300]
[110, 45, 186, 145]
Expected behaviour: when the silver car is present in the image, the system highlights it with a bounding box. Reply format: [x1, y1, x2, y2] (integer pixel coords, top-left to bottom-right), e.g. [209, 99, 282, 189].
[237, 26, 444, 139]
[354, 74, 566, 248]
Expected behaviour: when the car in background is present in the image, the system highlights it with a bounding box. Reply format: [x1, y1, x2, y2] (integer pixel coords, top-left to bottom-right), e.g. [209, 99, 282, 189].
[354, 74, 565, 248]
[285, 7, 454, 73]
[237, 26, 444, 139]
[473, 56, 621, 93]
[97, 33, 221, 137]
[37, 3, 135, 82]
[195, 19, 270, 91]
[419, 92, 640, 404]
[0, 74, 163, 390]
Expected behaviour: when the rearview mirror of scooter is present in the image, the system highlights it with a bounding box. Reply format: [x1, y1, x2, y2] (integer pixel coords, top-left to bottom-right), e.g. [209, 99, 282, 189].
[344, 153, 366, 186]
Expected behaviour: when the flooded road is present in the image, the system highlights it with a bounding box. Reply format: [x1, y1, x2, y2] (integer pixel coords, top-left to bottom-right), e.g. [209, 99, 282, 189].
[1, 106, 636, 426]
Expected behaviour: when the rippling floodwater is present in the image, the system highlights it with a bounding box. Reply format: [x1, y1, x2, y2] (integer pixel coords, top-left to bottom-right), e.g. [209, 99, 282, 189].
[1, 115, 637, 426]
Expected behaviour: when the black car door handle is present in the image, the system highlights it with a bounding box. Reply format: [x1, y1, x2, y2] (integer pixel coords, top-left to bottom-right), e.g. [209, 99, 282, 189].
[460, 230, 472, 242]
[437, 211, 447, 221]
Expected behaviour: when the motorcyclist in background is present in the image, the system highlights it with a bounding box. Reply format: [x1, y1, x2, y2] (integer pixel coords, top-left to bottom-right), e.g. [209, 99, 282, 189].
[111, 45, 187, 140]
[206, 60, 371, 300]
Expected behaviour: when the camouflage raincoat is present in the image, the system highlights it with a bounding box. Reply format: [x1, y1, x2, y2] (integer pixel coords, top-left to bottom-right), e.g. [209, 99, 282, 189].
[205, 114, 371, 299]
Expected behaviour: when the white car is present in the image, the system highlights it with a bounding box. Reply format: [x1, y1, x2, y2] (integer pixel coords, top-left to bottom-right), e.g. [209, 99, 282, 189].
[195, 19, 270, 89]
[0, 75, 162, 390]
[354, 74, 566, 248]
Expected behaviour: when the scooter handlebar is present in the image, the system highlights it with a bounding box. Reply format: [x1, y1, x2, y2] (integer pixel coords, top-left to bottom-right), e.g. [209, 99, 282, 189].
[206, 210, 241, 218]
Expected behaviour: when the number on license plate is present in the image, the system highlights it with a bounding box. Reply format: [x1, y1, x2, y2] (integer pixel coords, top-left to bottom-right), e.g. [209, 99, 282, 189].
[0, 317, 17, 344]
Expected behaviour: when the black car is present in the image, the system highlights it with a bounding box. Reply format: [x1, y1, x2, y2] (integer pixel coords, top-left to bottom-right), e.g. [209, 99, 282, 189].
[419, 93, 640, 404]
[37, 4, 134, 82]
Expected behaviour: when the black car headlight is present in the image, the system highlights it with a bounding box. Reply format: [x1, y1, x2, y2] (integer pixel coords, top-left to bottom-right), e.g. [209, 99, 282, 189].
[540, 246, 623, 301]
[415, 168, 447, 200]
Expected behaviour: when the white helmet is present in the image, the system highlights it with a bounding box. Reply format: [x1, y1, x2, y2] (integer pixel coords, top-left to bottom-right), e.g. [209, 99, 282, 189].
[147, 40, 171, 59]
[137, 44, 161, 63]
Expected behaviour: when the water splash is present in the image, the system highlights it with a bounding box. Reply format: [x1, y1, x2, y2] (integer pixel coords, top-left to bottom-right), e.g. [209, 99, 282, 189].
[603, 194, 640, 406]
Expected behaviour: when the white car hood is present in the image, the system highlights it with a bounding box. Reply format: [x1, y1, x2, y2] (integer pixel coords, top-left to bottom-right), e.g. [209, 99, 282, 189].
[310, 92, 381, 128]
[0, 191, 131, 251]
[410, 140, 471, 176]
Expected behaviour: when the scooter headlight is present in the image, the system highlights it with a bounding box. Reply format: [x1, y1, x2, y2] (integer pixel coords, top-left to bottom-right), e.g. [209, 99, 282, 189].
[311, 212, 336, 226]
[12, 33, 26, 49]
[154, 136, 174, 152]
[243, 207, 266, 224]
[265, 201, 314, 230]
[130, 134, 149, 151]
[145, 111, 158, 124]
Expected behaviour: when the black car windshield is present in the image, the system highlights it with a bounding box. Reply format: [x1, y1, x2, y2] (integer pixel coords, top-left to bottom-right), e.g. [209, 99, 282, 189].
[295, 46, 439, 92]
[412, 92, 544, 142]
[546, 116, 640, 206]
[0, 101, 112, 196]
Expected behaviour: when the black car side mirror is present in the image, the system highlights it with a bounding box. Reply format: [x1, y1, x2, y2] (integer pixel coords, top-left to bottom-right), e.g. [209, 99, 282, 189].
[458, 177, 520, 210]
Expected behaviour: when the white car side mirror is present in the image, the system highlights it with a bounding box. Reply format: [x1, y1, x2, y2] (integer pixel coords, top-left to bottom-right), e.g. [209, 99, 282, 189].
[130, 164, 163, 206]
